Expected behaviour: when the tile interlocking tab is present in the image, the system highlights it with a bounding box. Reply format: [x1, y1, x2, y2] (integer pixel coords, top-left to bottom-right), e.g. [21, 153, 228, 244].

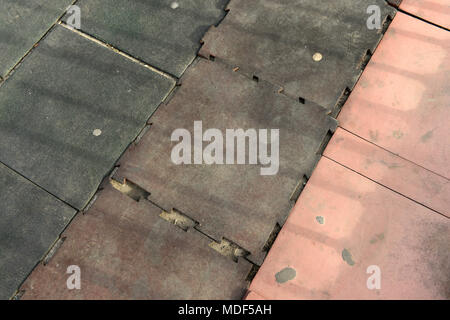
[114, 58, 337, 264]
[0, 0, 73, 77]
[200, 0, 396, 111]
[20, 185, 252, 299]
[249, 157, 450, 299]
[62, 0, 229, 77]
[0, 162, 76, 300]
[0, 25, 175, 209]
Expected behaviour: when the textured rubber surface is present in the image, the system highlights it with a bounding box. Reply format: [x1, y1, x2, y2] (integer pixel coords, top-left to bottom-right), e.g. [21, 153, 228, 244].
[400, 0, 450, 29]
[249, 157, 450, 299]
[0, 0, 73, 77]
[200, 0, 396, 111]
[62, 0, 229, 77]
[0, 25, 175, 209]
[0, 162, 76, 300]
[114, 58, 337, 264]
[325, 128, 449, 217]
[20, 184, 252, 299]
[338, 13, 450, 179]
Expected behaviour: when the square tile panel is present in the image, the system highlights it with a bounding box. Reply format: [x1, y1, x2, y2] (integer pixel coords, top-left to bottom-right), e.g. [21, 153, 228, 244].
[114, 58, 337, 264]
[0, 25, 175, 209]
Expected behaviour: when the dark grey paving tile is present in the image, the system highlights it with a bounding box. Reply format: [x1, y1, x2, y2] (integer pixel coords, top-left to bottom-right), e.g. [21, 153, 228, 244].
[62, 0, 229, 77]
[113, 59, 337, 264]
[0, 162, 76, 300]
[21, 184, 252, 299]
[0, 25, 175, 209]
[0, 0, 73, 77]
[200, 0, 397, 112]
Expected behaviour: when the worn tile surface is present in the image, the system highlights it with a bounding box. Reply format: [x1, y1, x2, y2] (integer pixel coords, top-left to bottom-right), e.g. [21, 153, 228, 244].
[324, 128, 450, 217]
[114, 58, 337, 264]
[0, 0, 73, 77]
[0, 25, 175, 210]
[249, 157, 450, 299]
[200, 0, 396, 111]
[338, 13, 450, 179]
[0, 162, 76, 300]
[400, 0, 450, 29]
[20, 184, 252, 299]
[62, 0, 229, 77]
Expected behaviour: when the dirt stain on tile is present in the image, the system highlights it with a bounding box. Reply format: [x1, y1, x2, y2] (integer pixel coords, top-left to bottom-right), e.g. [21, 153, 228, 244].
[392, 130, 403, 139]
[342, 248, 355, 266]
[275, 267, 296, 284]
[360, 79, 369, 88]
[370, 233, 385, 244]
[316, 216, 325, 224]
[421, 130, 433, 143]
[379, 159, 401, 169]
[369, 130, 379, 142]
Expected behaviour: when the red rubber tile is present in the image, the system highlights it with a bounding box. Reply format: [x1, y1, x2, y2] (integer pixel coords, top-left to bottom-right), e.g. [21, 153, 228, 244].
[338, 12, 450, 179]
[20, 184, 252, 299]
[324, 128, 450, 217]
[400, 0, 450, 29]
[249, 157, 450, 299]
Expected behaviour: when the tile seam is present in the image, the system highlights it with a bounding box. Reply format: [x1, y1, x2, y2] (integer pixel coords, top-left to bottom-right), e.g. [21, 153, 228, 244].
[58, 22, 177, 80]
[322, 155, 449, 219]
[338, 126, 450, 181]
[0, 160, 78, 212]
[0, 0, 79, 83]
[392, 7, 450, 31]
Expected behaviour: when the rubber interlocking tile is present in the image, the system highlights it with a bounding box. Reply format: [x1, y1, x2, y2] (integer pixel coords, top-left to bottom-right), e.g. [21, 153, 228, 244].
[338, 12, 450, 179]
[62, 0, 229, 77]
[0, 0, 73, 77]
[249, 157, 450, 299]
[400, 0, 450, 29]
[113, 58, 337, 264]
[199, 0, 396, 111]
[0, 162, 76, 300]
[0, 25, 175, 210]
[324, 128, 450, 217]
[20, 184, 252, 299]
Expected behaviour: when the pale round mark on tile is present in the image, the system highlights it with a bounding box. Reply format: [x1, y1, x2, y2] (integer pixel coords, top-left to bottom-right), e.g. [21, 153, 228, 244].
[170, 2, 179, 9]
[313, 52, 323, 62]
[93, 129, 102, 136]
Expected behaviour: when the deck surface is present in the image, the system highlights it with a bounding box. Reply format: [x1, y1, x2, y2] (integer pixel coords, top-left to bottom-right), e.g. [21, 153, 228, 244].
[0, 0, 448, 300]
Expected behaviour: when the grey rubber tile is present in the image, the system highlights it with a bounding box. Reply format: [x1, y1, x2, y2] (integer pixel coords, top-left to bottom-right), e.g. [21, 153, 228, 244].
[200, 0, 397, 111]
[21, 184, 252, 299]
[0, 162, 76, 300]
[0, 0, 73, 77]
[62, 0, 229, 77]
[113, 59, 337, 264]
[0, 25, 175, 209]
